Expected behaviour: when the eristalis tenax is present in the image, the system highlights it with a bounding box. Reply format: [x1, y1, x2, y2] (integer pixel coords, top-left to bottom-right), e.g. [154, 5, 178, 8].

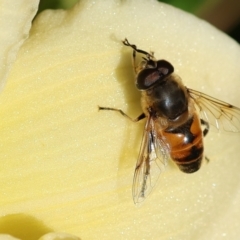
[99, 38, 240, 204]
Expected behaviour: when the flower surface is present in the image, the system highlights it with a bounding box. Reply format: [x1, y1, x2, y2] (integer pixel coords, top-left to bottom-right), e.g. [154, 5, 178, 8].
[1, 0, 240, 239]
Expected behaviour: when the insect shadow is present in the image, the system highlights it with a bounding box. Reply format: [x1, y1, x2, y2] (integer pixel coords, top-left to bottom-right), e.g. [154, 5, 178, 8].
[113, 43, 143, 174]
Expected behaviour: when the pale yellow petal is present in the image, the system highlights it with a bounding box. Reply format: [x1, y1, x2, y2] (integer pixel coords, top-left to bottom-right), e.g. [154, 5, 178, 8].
[39, 232, 80, 240]
[0, 0, 39, 91]
[0, 235, 20, 240]
[1, 0, 240, 240]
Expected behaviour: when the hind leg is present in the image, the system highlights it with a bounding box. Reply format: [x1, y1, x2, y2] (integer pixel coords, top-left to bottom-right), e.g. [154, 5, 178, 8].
[201, 119, 210, 162]
[201, 119, 209, 137]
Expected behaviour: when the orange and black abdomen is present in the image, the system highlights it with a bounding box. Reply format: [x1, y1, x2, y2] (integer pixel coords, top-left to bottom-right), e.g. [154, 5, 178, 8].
[161, 112, 204, 173]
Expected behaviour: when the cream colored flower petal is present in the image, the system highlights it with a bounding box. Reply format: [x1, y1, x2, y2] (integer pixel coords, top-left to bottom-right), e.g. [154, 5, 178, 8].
[1, 0, 240, 240]
[0, 235, 20, 240]
[39, 232, 80, 240]
[0, 0, 39, 91]
[0, 232, 80, 240]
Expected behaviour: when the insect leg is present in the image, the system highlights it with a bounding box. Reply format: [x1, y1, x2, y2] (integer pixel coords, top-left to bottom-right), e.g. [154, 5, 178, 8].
[200, 119, 209, 137]
[98, 106, 146, 122]
[201, 119, 210, 163]
[123, 39, 140, 74]
[122, 38, 150, 56]
[122, 38, 154, 73]
[205, 156, 210, 163]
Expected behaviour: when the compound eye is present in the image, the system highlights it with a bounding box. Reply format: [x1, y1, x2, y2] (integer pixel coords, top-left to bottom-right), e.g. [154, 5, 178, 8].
[136, 60, 174, 90]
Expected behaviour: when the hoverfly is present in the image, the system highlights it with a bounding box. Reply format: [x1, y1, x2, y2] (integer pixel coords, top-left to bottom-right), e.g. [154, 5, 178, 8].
[99, 38, 240, 204]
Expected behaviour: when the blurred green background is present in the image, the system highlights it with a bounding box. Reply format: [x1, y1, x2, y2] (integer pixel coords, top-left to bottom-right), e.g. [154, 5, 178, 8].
[36, 0, 240, 43]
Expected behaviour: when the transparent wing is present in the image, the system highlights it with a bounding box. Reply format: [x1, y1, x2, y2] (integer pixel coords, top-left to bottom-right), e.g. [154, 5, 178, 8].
[132, 115, 168, 204]
[188, 88, 240, 133]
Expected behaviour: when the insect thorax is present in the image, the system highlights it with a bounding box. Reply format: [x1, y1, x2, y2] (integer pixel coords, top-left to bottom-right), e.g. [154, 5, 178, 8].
[141, 74, 189, 122]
